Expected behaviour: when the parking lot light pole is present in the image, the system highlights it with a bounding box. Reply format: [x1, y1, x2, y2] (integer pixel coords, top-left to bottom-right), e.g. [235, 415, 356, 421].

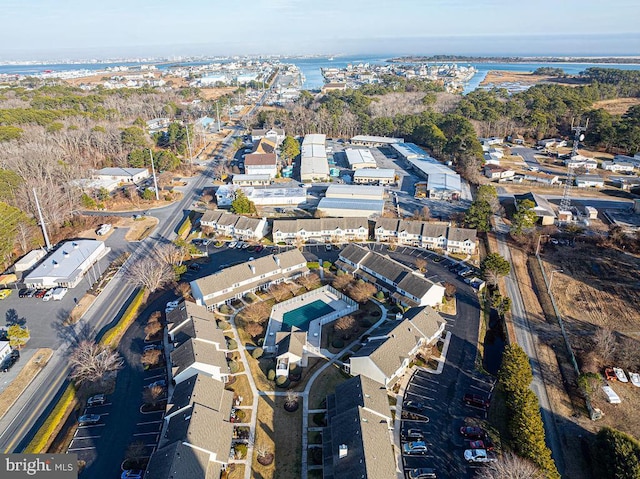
[548, 269, 563, 294]
[535, 234, 549, 256]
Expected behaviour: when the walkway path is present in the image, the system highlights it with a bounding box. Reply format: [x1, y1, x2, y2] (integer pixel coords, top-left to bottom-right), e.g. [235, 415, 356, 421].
[493, 216, 565, 475]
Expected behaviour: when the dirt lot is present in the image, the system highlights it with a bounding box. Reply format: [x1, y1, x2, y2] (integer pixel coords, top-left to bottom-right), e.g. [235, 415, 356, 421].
[593, 97, 640, 115]
[480, 70, 584, 87]
[544, 243, 640, 332]
[199, 87, 236, 100]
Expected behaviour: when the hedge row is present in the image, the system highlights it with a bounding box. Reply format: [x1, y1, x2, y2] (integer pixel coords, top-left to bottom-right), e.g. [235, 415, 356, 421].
[100, 288, 146, 348]
[177, 215, 192, 239]
[23, 383, 77, 453]
[595, 427, 640, 479]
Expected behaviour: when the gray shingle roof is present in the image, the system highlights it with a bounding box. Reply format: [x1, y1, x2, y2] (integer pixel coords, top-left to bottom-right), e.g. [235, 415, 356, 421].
[331, 375, 391, 420]
[170, 338, 228, 378]
[163, 403, 233, 459]
[276, 330, 307, 359]
[324, 407, 396, 479]
[447, 226, 477, 243]
[374, 218, 399, 232]
[200, 210, 263, 232]
[192, 249, 307, 300]
[339, 243, 371, 265]
[166, 373, 234, 419]
[273, 217, 369, 235]
[145, 441, 222, 479]
[353, 307, 444, 378]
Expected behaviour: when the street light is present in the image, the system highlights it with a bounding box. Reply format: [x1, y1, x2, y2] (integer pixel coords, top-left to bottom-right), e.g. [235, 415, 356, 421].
[536, 234, 549, 256]
[549, 269, 563, 293]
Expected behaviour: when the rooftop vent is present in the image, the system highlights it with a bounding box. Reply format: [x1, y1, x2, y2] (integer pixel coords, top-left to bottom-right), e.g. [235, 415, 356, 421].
[52, 260, 59, 268]
[249, 264, 255, 274]
[274, 256, 280, 267]
[63, 251, 70, 258]
[72, 242, 79, 249]
[338, 444, 348, 459]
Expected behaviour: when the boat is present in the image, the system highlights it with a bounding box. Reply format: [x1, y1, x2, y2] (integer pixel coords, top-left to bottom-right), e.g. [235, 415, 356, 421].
[629, 371, 640, 388]
[613, 367, 628, 383]
[328, 56, 334, 61]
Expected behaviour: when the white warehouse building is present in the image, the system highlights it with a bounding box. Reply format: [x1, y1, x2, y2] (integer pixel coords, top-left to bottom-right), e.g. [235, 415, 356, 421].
[23, 240, 109, 289]
[300, 134, 330, 182]
[344, 148, 377, 170]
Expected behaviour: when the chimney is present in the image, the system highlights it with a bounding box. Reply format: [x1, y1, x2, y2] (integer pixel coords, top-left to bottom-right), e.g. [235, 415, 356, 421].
[338, 444, 348, 459]
[249, 264, 255, 274]
[275, 255, 280, 267]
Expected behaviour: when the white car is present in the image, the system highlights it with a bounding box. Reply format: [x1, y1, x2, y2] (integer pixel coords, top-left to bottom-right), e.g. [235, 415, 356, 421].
[42, 290, 54, 301]
[464, 449, 496, 463]
[228, 241, 237, 248]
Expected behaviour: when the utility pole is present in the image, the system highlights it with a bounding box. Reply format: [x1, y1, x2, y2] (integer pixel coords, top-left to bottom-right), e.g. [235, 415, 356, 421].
[32, 188, 51, 251]
[184, 122, 194, 164]
[559, 118, 589, 214]
[216, 101, 221, 132]
[148, 149, 160, 201]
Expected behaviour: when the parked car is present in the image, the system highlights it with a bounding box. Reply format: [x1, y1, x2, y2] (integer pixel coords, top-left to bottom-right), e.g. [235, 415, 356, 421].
[25, 289, 36, 298]
[42, 289, 54, 301]
[464, 449, 496, 463]
[401, 428, 424, 441]
[408, 468, 437, 479]
[18, 288, 29, 298]
[78, 414, 101, 425]
[121, 470, 144, 479]
[403, 441, 428, 455]
[0, 289, 12, 300]
[459, 426, 485, 439]
[255, 245, 264, 253]
[35, 289, 47, 299]
[188, 263, 201, 271]
[463, 393, 490, 409]
[241, 243, 250, 249]
[87, 394, 106, 406]
[228, 241, 238, 248]
[247, 245, 257, 252]
[325, 244, 332, 251]
[403, 400, 426, 413]
[235, 242, 244, 249]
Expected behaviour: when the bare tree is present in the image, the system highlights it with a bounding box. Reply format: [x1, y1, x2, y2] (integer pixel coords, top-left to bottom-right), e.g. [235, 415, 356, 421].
[444, 282, 457, 298]
[241, 301, 271, 325]
[348, 281, 377, 303]
[269, 283, 291, 302]
[285, 389, 299, 409]
[143, 385, 166, 406]
[476, 452, 544, 479]
[144, 318, 162, 340]
[123, 255, 174, 292]
[332, 273, 354, 291]
[593, 328, 617, 364]
[69, 340, 124, 385]
[334, 315, 356, 339]
[412, 206, 431, 221]
[415, 258, 427, 272]
[298, 273, 320, 291]
[244, 321, 265, 340]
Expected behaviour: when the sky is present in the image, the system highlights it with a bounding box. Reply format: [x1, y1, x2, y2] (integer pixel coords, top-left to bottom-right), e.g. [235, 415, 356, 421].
[1, 0, 639, 60]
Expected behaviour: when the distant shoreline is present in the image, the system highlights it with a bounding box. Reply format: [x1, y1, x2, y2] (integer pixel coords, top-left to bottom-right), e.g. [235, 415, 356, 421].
[388, 55, 640, 64]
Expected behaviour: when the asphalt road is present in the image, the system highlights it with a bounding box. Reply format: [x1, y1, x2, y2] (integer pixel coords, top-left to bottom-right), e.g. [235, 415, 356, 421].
[0, 125, 242, 452]
[364, 244, 489, 478]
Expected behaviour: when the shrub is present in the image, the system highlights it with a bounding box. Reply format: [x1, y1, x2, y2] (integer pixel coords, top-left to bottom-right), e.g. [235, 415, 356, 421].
[219, 305, 231, 314]
[235, 443, 248, 459]
[306, 261, 320, 269]
[252, 347, 264, 359]
[275, 376, 290, 388]
[331, 338, 345, 349]
[267, 369, 276, 381]
[375, 291, 385, 301]
[235, 409, 246, 421]
[594, 427, 640, 479]
[227, 339, 238, 350]
[312, 412, 327, 426]
[100, 288, 146, 348]
[228, 360, 239, 374]
[24, 384, 77, 453]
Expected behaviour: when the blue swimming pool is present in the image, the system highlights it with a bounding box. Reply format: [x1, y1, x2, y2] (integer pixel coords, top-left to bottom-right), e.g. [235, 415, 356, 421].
[282, 299, 334, 331]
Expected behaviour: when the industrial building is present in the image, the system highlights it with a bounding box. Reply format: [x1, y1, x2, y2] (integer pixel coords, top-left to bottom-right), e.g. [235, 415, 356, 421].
[353, 168, 396, 185]
[317, 198, 384, 218]
[325, 185, 385, 201]
[390, 143, 462, 200]
[23, 240, 109, 289]
[11, 249, 47, 275]
[300, 134, 330, 182]
[231, 174, 271, 186]
[350, 135, 404, 147]
[344, 148, 377, 170]
[215, 185, 307, 207]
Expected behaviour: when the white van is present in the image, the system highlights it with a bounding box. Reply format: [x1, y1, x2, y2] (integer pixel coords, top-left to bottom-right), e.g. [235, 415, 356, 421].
[602, 385, 621, 404]
[52, 287, 68, 301]
[96, 224, 112, 236]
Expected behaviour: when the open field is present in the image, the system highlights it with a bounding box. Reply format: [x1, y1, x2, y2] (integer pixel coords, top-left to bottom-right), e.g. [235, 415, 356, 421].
[480, 70, 585, 87]
[252, 395, 302, 479]
[593, 97, 640, 115]
[199, 87, 236, 100]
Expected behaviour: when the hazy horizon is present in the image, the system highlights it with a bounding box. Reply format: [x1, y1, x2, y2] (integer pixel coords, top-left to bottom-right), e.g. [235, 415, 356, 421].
[2, 0, 639, 62]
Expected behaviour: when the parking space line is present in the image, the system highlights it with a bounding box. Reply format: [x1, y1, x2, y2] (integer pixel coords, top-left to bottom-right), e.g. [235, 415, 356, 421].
[404, 391, 435, 401]
[72, 435, 101, 440]
[145, 373, 165, 380]
[412, 375, 439, 384]
[469, 383, 489, 393]
[137, 420, 163, 426]
[67, 447, 96, 452]
[77, 424, 105, 428]
[133, 432, 159, 437]
[408, 383, 437, 393]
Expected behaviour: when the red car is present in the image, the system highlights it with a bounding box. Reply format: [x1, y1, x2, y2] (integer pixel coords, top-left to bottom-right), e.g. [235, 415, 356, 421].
[255, 245, 264, 253]
[459, 426, 485, 439]
[604, 367, 616, 381]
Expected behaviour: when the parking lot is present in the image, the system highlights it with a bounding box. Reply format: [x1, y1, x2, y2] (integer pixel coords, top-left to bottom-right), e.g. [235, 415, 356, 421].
[365, 244, 495, 478]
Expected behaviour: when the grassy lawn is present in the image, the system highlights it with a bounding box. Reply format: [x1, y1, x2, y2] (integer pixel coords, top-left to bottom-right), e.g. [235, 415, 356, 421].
[439, 296, 457, 315]
[308, 363, 350, 409]
[252, 395, 302, 479]
[246, 355, 275, 392]
[225, 374, 254, 406]
[0, 348, 53, 418]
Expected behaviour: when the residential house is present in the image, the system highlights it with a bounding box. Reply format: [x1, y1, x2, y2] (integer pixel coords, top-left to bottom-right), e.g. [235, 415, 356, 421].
[373, 220, 476, 254]
[167, 301, 227, 348]
[94, 167, 149, 184]
[479, 137, 504, 146]
[0, 341, 11, 363]
[164, 373, 234, 422]
[372, 218, 400, 243]
[200, 210, 269, 241]
[244, 153, 278, 178]
[514, 192, 556, 226]
[565, 155, 598, 170]
[523, 171, 560, 185]
[272, 217, 369, 245]
[190, 249, 308, 309]
[251, 128, 285, 144]
[170, 338, 230, 385]
[231, 174, 271, 186]
[538, 138, 567, 148]
[609, 175, 640, 191]
[484, 164, 515, 180]
[575, 174, 605, 188]
[252, 137, 277, 155]
[347, 307, 445, 386]
[508, 133, 525, 145]
[322, 375, 396, 479]
[337, 244, 445, 308]
[601, 160, 635, 173]
[446, 227, 478, 254]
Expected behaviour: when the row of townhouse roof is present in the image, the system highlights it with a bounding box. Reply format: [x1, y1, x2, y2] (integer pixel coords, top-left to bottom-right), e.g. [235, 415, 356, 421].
[374, 218, 477, 254]
[200, 210, 269, 241]
[146, 301, 236, 479]
[191, 249, 309, 309]
[337, 244, 445, 309]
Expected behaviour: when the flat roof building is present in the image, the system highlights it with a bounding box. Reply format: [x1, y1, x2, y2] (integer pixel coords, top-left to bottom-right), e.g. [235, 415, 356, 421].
[325, 185, 385, 201]
[231, 174, 271, 186]
[301, 134, 330, 182]
[23, 240, 109, 289]
[350, 135, 404, 146]
[353, 168, 396, 185]
[317, 198, 384, 218]
[344, 148, 377, 170]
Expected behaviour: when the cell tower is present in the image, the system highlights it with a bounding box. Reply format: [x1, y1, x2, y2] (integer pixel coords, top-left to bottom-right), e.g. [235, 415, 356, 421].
[559, 118, 589, 213]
